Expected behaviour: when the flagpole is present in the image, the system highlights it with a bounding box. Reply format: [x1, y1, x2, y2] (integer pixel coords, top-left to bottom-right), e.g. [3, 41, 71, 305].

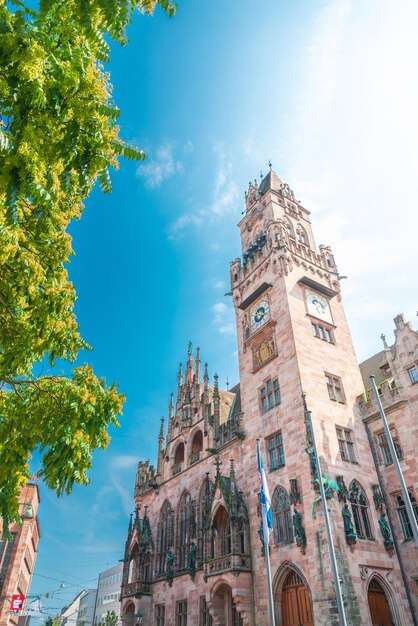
[256, 438, 276, 626]
[370, 375, 418, 546]
[306, 410, 348, 626]
[264, 526, 276, 626]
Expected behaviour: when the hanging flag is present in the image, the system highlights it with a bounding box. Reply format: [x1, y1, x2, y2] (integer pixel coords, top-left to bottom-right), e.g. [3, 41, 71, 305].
[257, 439, 273, 544]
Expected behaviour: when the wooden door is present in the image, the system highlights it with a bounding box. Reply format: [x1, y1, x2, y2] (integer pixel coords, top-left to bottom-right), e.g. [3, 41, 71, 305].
[368, 579, 393, 626]
[281, 571, 313, 626]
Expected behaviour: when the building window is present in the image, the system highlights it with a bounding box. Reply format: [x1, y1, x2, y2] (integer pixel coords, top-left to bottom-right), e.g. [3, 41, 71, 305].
[407, 366, 418, 384]
[325, 373, 345, 403]
[232, 603, 244, 626]
[211, 506, 231, 558]
[177, 492, 194, 570]
[311, 322, 334, 343]
[199, 597, 212, 626]
[260, 377, 281, 412]
[176, 601, 187, 626]
[395, 493, 418, 539]
[157, 500, 173, 575]
[336, 428, 356, 462]
[348, 481, 373, 539]
[267, 432, 285, 469]
[378, 432, 403, 465]
[0, 534, 16, 594]
[155, 605, 165, 626]
[272, 487, 293, 544]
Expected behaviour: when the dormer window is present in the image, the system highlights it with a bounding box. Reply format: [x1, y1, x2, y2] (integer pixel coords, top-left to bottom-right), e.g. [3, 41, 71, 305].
[182, 407, 189, 420]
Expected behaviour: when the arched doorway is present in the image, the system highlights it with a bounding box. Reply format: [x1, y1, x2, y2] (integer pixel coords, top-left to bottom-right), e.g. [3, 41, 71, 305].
[281, 570, 313, 626]
[211, 583, 243, 626]
[122, 603, 135, 626]
[368, 578, 394, 626]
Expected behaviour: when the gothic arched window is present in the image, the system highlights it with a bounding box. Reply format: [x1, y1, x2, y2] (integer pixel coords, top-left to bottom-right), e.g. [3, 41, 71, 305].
[272, 486, 293, 544]
[283, 218, 295, 240]
[349, 481, 373, 539]
[177, 491, 195, 570]
[157, 500, 173, 575]
[236, 517, 246, 554]
[174, 442, 185, 464]
[128, 556, 136, 583]
[212, 506, 231, 558]
[190, 431, 203, 465]
[297, 226, 309, 247]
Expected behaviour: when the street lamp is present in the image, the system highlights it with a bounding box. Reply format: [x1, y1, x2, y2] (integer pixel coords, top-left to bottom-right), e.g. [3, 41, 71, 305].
[135, 612, 142, 626]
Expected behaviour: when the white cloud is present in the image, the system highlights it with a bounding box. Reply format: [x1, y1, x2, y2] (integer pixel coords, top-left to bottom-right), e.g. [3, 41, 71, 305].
[169, 143, 239, 239]
[136, 143, 184, 188]
[110, 454, 138, 469]
[277, 0, 418, 360]
[212, 301, 235, 335]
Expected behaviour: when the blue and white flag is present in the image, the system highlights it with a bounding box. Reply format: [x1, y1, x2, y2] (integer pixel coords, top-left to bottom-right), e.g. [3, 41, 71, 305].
[257, 439, 273, 544]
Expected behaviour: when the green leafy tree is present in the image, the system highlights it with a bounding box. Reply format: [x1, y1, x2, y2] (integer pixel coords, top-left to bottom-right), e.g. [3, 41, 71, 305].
[105, 610, 118, 626]
[0, 0, 176, 530]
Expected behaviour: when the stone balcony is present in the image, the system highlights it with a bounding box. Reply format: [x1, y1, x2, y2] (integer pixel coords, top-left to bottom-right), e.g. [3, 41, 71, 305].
[120, 581, 151, 599]
[189, 450, 201, 466]
[358, 383, 406, 421]
[172, 462, 182, 476]
[206, 553, 251, 577]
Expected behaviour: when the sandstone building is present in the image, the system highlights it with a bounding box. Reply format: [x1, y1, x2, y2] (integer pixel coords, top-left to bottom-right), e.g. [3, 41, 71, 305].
[120, 169, 418, 625]
[0, 483, 40, 626]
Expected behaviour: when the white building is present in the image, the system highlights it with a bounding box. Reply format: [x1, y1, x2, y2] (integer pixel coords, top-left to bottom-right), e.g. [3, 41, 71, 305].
[76, 590, 96, 626]
[94, 564, 123, 626]
[58, 591, 88, 626]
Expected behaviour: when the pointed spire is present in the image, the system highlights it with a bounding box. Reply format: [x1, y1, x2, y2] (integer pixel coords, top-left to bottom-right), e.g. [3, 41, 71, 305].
[158, 417, 165, 441]
[195, 346, 201, 384]
[185, 342, 194, 385]
[168, 393, 174, 420]
[381, 333, 389, 349]
[128, 512, 133, 534]
[178, 362, 183, 387]
[213, 373, 220, 428]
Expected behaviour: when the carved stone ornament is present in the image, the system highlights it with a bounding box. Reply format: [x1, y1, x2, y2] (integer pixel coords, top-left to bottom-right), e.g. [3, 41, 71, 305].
[360, 565, 369, 580]
[372, 484, 385, 510]
[253, 337, 276, 368]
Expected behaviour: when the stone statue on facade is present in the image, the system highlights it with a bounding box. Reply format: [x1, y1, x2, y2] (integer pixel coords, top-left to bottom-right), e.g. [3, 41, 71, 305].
[378, 512, 394, 549]
[293, 508, 306, 549]
[166, 548, 174, 585]
[342, 503, 357, 544]
[188, 541, 196, 571]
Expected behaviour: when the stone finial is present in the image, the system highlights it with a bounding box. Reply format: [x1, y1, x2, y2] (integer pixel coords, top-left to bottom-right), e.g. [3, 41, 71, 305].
[168, 393, 174, 420]
[195, 347, 201, 384]
[158, 417, 165, 441]
[381, 333, 388, 349]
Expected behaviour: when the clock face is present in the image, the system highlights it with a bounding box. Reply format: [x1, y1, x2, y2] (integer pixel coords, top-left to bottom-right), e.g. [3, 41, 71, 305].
[306, 290, 332, 324]
[250, 299, 270, 331]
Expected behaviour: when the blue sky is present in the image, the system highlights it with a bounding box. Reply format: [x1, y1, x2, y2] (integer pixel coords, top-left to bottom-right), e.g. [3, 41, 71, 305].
[28, 0, 418, 615]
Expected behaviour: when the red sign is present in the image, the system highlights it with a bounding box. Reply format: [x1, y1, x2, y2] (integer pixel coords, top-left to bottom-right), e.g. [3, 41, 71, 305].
[10, 594, 25, 610]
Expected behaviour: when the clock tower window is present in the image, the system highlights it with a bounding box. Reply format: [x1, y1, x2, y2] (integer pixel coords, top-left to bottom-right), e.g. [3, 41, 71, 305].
[325, 373, 345, 404]
[259, 377, 281, 412]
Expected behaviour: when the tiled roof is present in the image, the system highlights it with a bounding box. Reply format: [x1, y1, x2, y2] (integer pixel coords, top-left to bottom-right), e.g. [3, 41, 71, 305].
[359, 348, 393, 390]
[258, 169, 283, 195]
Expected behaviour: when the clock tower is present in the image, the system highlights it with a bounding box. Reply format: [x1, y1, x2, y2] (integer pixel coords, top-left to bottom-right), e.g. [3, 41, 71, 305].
[229, 168, 413, 625]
